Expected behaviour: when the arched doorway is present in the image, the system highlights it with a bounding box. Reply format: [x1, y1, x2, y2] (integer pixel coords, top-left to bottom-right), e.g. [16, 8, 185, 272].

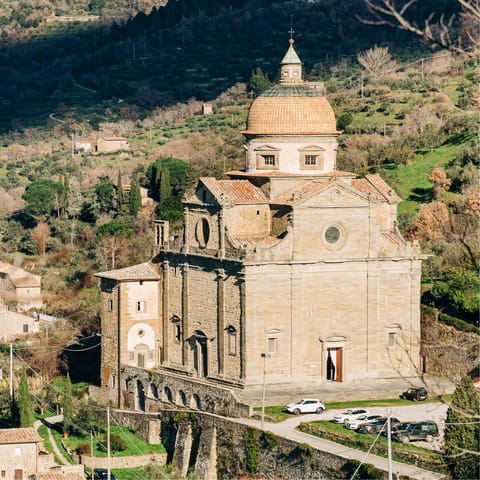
[191, 330, 208, 378]
[135, 380, 145, 411]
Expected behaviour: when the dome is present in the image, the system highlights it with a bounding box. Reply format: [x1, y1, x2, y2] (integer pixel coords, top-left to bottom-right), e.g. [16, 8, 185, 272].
[244, 84, 338, 136]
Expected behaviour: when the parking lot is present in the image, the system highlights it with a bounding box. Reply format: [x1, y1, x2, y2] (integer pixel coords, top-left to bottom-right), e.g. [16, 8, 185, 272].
[322, 402, 449, 450]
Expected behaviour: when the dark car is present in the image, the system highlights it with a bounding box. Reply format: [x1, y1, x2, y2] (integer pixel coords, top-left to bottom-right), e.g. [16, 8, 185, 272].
[392, 421, 439, 444]
[401, 387, 428, 401]
[382, 421, 412, 437]
[357, 416, 400, 434]
[94, 469, 116, 480]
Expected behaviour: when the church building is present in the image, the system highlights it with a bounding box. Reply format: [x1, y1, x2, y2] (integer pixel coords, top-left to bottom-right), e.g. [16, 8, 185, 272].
[96, 40, 424, 415]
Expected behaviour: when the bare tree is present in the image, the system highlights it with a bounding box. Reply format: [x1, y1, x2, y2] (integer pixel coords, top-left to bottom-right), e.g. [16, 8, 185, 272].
[357, 45, 397, 80]
[361, 0, 480, 58]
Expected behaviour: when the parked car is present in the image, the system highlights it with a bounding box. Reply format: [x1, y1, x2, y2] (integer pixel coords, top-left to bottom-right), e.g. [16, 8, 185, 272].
[285, 398, 325, 414]
[332, 408, 369, 424]
[94, 469, 117, 480]
[382, 422, 412, 437]
[401, 387, 428, 401]
[392, 421, 439, 444]
[357, 416, 400, 434]
[345, 414, 383, 430]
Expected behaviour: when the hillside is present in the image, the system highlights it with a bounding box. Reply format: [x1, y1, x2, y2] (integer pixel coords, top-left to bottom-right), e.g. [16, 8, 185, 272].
[0, 0, 477, 385]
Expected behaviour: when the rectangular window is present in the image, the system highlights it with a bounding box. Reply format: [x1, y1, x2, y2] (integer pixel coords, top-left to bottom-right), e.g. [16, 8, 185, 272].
[14, 470, 22, 480]
[267, 337, 277, 354]
[1, 470, 6, 478]
[388, 332, 396, 347]
[228, 332, 237, 356]
[174, 324, 182, 344]
[15, 447, 21, 456]
[263, 155, 275, 166]
[137, 300, 146, 312]
[22, 324, 28, 334]
[107, 299, 113, 312]
[129, 352, 134, 361]
[304, 155, 317, 165]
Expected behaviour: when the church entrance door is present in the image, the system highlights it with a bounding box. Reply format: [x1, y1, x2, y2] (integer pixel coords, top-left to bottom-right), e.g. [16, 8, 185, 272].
[326, 347, 343, 382]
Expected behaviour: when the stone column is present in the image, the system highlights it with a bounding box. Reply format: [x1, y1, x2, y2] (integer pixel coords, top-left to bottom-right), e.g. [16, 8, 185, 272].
[238, 272, 246, 379]
[182, 262, 190, 367]
[218, 208, 225, 259]
[182, 207, 190, 253]
[162, 260, 169, 364]
[216, 268, 225, 374]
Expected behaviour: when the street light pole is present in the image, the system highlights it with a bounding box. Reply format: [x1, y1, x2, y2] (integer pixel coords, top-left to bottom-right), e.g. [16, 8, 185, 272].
[260, 352, 270, 430]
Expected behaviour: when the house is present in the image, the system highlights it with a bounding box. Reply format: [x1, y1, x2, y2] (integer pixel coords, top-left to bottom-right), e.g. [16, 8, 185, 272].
[0, 262, 42, 312]
[96, 137, 129, 153]
[0, 428, 44, 479]
[0, 306, 39, 342]
[96, 39, 424, 415]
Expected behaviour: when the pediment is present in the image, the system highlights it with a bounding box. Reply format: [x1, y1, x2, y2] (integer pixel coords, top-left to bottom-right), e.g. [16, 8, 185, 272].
[253, 144, 280, 152]
[295, 181, 375, 209]
[298, 144, 325, 152]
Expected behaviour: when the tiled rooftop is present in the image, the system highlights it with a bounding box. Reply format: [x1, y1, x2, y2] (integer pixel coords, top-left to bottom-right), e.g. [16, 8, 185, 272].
[200, 178, 268, 205]
[0, 427, 41, 444]
[0, 262, 41, 288]
[95, 262, 160, 281]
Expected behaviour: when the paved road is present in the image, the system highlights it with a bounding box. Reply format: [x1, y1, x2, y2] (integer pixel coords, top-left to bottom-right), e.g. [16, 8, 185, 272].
[235, 403, 448, 480]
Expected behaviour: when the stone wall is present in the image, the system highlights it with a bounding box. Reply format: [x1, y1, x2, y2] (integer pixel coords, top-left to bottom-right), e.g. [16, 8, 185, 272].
[120, 366, 251, 418]
[112, 409, 384, 480]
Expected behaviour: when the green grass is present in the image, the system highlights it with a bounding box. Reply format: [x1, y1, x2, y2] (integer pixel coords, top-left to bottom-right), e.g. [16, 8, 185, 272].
[254, 395, 451, 422]
[299, 420, 447, 474]
[65, 425, 166, 457]
[37, 424, 67, 465]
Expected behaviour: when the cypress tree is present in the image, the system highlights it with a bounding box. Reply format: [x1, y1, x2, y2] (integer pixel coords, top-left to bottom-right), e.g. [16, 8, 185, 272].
[443, 376, 480, 479]
[116, 171, 124, 209]
[62, 374, 74, 438]
[159, 167, 171, 204]
[18, 367, 32, 427]
[129, 178, 142, 217]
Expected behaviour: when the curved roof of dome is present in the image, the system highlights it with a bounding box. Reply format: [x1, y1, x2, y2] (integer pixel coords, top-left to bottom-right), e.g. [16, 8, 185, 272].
[244, 84, 338, 135]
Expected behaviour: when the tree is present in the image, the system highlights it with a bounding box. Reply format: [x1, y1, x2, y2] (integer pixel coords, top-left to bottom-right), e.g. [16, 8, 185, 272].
[428, 167, 452, 198]
[62, 373, 73, 438]
[159, 167, 171, 203]
[116, 171, 124, 210]
[443, 376, 480, 479]
[357, 45, 397, 80]
[96, 220, 133, 269]
[361, 1, 480, 58]
[22, 179, 66, 219]
[95, 180, 116, 215]
[249, 68, 272, 97]
[30, 221, 51, 257]
[18, 367, 32, 427]
[129, 178, 142, 217]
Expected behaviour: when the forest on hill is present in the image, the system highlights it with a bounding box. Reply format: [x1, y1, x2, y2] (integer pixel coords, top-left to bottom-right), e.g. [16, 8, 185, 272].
[0, 0, 477, 388]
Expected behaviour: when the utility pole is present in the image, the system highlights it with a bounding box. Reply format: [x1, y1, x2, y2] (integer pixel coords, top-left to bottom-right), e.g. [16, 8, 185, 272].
[260, 352, 270, 430]
[387, 408, 393, 480]
[9, 343, 13, 399]
[107, 404, 111, 480]
[90, 431, 94, 480]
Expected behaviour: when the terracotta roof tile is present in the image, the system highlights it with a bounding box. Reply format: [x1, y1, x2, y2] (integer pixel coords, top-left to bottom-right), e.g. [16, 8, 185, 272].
[200, 178, 268, 205]
[95, 262, 160, 281]
[272, 179, 330, 204]
[229, 235, 281, 248]
[351, 174, 400, 203]
[0, 427, 41, 444]
[0, 263, 41, 288]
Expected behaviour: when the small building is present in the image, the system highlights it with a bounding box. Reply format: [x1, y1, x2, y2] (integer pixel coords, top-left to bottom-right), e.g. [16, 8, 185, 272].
[0, 262, 42, 312]
[202, 103, 213, 115]
[0, 428, 43, 479]
[96, 137, 129, 153]
[0, 306, 39, 342]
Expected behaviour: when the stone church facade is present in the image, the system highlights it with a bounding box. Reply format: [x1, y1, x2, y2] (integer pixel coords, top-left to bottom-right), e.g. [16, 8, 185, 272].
[96, 40, 424, 415]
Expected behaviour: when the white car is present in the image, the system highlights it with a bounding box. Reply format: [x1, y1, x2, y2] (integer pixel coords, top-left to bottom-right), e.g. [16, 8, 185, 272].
[345, 414, 383, 430]
[286, 399, 326, 415]
[332, 408, 370, 424]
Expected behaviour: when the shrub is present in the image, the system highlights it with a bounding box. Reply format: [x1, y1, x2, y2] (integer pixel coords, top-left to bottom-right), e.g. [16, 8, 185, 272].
[262, 430, 279, 449]
[244, 427, 258, 474]
[76, 442, 91, 454]
[97, 433, 126, 452]
[295, 442, 313, 462]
